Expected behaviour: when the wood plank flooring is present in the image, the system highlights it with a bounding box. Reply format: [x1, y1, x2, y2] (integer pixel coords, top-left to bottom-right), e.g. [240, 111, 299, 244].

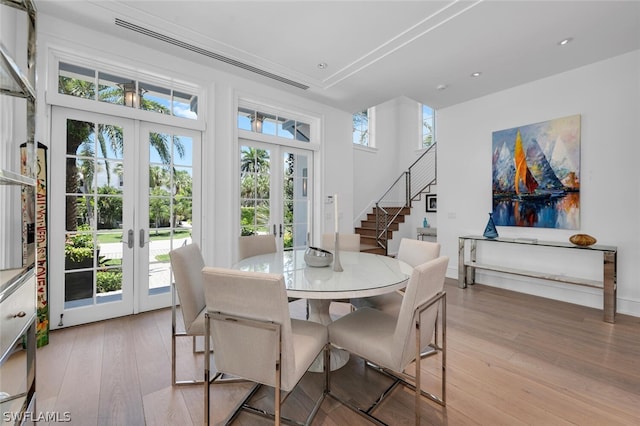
[33, 279, 640, 425]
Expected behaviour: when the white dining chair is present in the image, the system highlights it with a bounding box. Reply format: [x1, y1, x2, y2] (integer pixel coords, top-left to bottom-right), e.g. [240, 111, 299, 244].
[238, 234, 277, 261]
[169, 243, 207, 385]
[169, 243, 249, 386]
[202, 267, 328, 425]
[239, 234, 302, 306]
[321, 232, 361, 252]
[351, 238, 441, 317]
[397, 238, 441, 268]
[327, 256, 449, 424]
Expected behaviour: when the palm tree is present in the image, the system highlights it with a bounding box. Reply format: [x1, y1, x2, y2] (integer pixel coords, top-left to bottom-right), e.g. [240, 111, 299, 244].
[97, 123, 122, 186]
[240, 146, 270, 198]
[149, 165, 170, 191]
[77, 143, 95, 193]
[113, 163, 124, 187]
[240, 147, 271, 235]
[65, 119, 93, 230]
[240, 147, 270, 175]
[173, 169, 192, 197]
[149, 186, 170, 234]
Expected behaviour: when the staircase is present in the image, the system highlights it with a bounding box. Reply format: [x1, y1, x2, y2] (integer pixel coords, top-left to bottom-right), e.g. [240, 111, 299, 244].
[355, 143, 437, 255]
[357, 207, 410, 254]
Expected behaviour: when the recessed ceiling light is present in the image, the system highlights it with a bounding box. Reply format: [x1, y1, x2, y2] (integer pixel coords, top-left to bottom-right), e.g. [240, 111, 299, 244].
[436, 84, 448, 91]
[471, 72, 482, 77]
[558, 37, 573, 46]
[317, 62, 328, 69]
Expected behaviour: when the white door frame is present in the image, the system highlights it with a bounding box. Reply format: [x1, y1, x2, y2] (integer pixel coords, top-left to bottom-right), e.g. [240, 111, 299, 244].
[50, 108, 135, 328]
[50, 107, 201, 327]
[239, 138, 313, 254]
[136, 122, 201, 313]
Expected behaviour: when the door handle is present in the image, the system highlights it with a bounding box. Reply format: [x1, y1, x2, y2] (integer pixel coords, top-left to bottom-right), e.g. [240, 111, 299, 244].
[279, 224, 283, 238]
[139, 229, 146, 248]
[273, 224, 277, 236]
[122, 229, 134, 249]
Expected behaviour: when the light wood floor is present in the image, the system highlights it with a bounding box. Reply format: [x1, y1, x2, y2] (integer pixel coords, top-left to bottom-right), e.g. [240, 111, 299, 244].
[34, 279, 640, 425]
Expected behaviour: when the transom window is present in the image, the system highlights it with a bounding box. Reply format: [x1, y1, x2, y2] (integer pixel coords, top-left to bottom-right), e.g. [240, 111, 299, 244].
[237, 107, 310, 142]
[422, 104, 435, 149]
[58, 62, 198, 120]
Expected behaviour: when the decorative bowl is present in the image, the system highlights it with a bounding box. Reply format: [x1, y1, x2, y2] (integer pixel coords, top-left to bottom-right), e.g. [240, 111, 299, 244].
[304, 246, 333, 267]
[569, 234, 597, 247]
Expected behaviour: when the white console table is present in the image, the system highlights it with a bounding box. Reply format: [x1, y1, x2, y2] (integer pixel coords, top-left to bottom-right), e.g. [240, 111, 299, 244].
[458, 235, 617, 323]
[417, 227, 437, 241]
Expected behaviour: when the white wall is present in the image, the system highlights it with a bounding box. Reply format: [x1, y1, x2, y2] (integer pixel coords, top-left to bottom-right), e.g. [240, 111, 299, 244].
[437, 50, 640, 317]
[34, 12, 640, 317]
[353, 99, 398, 223]
[353, 96, 437, 255]
[36, 14, 354, 268]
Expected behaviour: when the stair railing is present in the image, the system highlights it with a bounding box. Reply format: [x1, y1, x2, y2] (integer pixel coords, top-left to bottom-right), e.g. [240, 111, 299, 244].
[374, 143, 436, 254]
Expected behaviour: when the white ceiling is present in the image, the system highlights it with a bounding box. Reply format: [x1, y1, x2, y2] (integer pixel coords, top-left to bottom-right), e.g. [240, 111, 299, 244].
[37, 0, 640, 112]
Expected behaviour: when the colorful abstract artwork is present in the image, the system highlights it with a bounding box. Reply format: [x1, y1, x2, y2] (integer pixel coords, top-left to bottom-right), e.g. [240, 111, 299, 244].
[492, 114, 580, 229]
[35, 143, 49, 347]
[22, 142, 49, 347]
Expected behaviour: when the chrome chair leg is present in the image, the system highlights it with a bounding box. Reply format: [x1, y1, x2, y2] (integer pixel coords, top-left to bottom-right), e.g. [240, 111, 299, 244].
[328, 292, 447, 425]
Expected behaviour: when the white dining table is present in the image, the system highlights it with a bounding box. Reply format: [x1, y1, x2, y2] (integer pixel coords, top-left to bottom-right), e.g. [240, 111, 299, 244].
[232, 248, 412, 370]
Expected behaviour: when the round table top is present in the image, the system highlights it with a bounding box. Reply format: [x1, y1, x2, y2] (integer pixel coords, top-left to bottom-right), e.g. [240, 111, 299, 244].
[232, 249, 412, 299]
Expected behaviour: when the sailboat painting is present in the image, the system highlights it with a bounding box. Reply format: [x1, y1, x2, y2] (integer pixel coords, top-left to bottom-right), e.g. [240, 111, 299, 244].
[492, 114, 580, 229]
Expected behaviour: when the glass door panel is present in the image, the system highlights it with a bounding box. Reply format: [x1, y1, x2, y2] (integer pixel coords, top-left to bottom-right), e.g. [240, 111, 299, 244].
[51, 109, 134, 327]
[239, 141, 312, 253]
[282, 150, 311, 250]
[240, 144, 272, 236]
[64, 121, 127, 308]
[51, 109, 201, 326]
[138, 123, 200, 312]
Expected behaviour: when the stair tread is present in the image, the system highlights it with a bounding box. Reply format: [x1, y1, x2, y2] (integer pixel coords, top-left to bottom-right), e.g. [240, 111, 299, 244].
[359, 243, 378, 250]
[357, 204, 416, 256]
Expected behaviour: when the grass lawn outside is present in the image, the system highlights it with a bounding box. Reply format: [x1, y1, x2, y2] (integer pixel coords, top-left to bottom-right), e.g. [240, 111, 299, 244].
[97, 228, 191, 244]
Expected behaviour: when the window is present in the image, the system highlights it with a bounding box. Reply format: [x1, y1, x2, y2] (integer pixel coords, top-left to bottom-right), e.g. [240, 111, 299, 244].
[422, 104, 435, 149]
[58, 62, 198, 120]
[352, 110, 370, 146]
[237, 107, 310, 142]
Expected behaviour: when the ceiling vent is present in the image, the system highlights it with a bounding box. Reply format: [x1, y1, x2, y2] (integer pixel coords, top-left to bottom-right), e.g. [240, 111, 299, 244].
[115, 18, 309, 90]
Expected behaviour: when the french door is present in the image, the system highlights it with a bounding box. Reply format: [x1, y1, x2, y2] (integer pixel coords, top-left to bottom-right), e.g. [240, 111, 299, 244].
[50, 108, 200, 327]
[240, 140, 312, 251]
[138, 122, 200, 312]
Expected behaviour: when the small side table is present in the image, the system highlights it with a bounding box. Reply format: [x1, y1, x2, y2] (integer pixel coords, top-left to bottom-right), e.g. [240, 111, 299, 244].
[417, 227, 437, 241]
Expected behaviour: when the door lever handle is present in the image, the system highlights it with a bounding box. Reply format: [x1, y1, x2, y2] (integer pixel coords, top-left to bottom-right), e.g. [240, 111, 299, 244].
[122, 229, 134, 249]
[139, 229, 146, 248]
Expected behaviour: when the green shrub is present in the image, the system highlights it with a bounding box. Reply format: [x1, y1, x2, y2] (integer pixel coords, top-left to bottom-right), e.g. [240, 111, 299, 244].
[96, 270, 122, 293]
[65, 246, 93, 263]
[283, 230, 293, 249]
[65, 224, 97, 262]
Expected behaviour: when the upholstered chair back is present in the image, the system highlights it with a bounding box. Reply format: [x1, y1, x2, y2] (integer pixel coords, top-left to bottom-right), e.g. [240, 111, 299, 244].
[392, 256, 448, 370]
[238, 234, 277, 261]
[397, 238, 441, 267]
[169, 243, 206, 334]
[202, 267, 299, 391]
[321, 233, 361, 252]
